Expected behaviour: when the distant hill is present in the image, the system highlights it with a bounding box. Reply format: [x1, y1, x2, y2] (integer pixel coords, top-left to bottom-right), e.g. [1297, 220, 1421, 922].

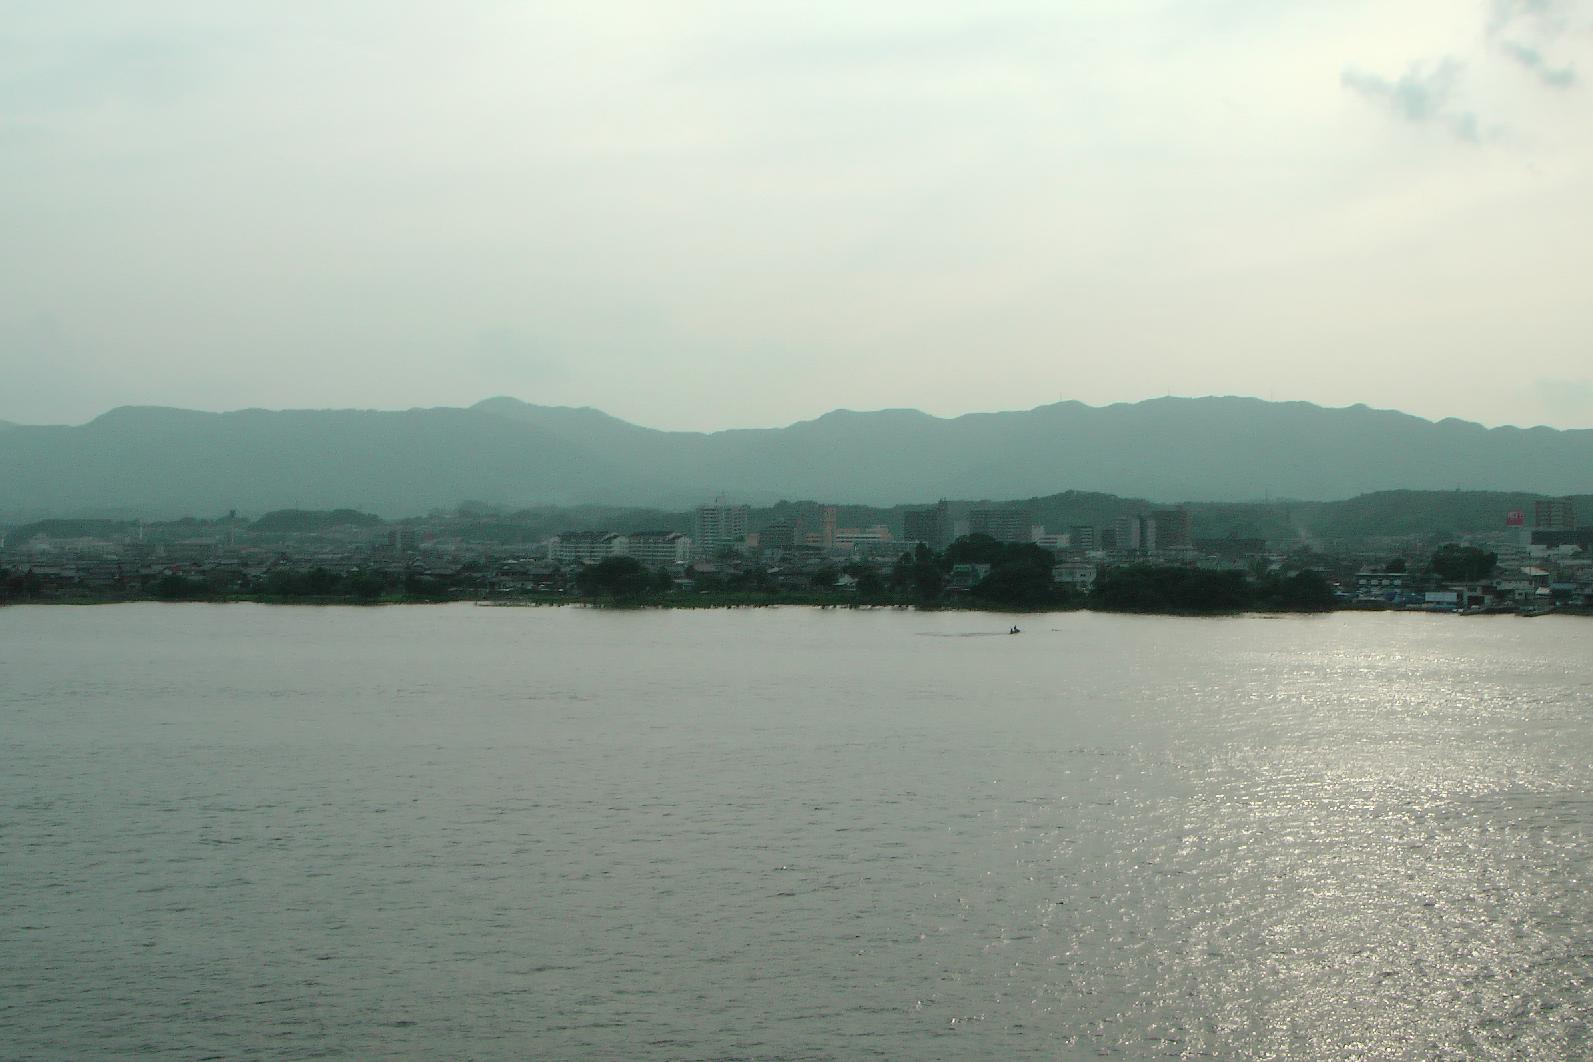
[0, 404, 682, 520]
[4, 518, 139, 543]
[2, 396, 1591, 519]
[250, 508, 383, 534]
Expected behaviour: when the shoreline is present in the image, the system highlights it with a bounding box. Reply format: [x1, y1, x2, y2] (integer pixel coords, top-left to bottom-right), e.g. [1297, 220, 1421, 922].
[2, 593, 1583, 619]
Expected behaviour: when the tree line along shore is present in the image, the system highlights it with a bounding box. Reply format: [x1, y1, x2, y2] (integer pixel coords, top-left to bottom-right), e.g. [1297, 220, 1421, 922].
[6, 535, 1579, 616]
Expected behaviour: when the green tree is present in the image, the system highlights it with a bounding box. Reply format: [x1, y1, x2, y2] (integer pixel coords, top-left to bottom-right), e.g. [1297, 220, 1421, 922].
[402, 573, 450, 599]
[576, 556, 654, 599]
[1093, 565, 1251, 614]
[943, 534, 1003, 567]
[153, 573, 211, 600]
[1, 567, 41, 601]
[1429, 544, 1497, 582]
[889, 544, 947, 600]
[1255, 569, 1336, 611]
[939, 536, 1058, 606]
[972, 554, 1055, 606]
[346, 570, 387, 600]
[303, 567, 341, 596]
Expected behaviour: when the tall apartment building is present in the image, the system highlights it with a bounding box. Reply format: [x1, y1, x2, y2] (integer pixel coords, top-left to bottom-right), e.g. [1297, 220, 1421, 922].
[1535, 498, 1577, 531]
[757, 520, 796, 550]
[1151, 508, 1192, 551]
[1068, 525, 1097, 551]
[968, 508, 1033, 544]
[1115, 514, 1157, 553]
[903, 501, 951, 550]
[694, 501, 750, 556]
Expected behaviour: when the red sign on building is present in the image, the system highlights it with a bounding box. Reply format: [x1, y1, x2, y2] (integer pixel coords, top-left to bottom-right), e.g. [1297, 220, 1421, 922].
[1506, 510, 1525, 526]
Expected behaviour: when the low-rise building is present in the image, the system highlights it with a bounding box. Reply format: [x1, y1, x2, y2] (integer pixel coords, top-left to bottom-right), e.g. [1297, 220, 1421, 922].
[835, 526, 895, 557]
[613, 531, 692, 567]
[947, 563, 991, 591]
[549, 531, 618, 565]
[1053, 561, 1097, 589]
[1355, 570, 1407, 601]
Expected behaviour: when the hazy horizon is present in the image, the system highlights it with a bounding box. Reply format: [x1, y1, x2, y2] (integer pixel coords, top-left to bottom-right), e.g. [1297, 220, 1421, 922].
[4, 2, 1591, 433]
[5, 390, 1593, 436]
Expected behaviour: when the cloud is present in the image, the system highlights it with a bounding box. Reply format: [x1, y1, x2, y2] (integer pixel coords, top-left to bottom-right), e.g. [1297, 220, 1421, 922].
[1498, 39, 1577, 85]
[1342, 1, 1586, 143]
[1340, 60, 1482, 141]
[1489, 0, 1581, 87]
[1488, 0, 1572, 36]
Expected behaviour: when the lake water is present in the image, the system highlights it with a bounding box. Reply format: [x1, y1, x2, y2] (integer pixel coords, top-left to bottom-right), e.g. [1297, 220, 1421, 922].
[3, 604, 1592, 1059]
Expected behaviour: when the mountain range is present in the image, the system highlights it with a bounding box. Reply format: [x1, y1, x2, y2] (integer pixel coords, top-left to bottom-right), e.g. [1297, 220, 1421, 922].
[1, 396, 1590, 519]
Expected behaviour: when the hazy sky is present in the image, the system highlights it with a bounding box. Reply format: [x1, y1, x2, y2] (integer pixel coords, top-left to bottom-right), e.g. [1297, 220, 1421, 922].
[3, 1, 1591, 431]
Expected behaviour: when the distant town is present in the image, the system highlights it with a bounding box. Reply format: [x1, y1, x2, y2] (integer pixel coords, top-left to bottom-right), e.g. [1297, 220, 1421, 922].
[2, 494, 1590, 615]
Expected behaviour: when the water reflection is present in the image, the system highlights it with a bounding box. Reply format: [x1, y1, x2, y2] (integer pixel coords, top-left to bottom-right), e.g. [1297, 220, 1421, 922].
[2, 606, 1590, 1057]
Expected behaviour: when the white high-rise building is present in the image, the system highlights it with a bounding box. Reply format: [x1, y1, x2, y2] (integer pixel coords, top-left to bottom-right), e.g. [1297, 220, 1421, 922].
[694, 501, 749, 556]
